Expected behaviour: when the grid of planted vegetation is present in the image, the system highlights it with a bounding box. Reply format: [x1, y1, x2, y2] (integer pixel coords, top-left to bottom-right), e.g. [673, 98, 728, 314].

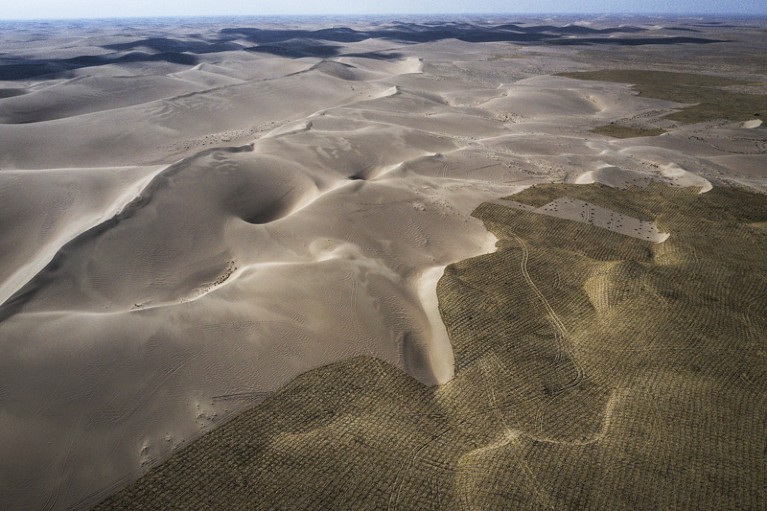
[94, 181, 767, 510]
[560, 69, 767, 137]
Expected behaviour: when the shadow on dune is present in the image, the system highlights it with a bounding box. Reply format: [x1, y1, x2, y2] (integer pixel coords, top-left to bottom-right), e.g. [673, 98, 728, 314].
[244, 40, 343, 59]
[218, 22, 721, 47]
[101, 37, 241, 54]
[0, 88, 26, 98]
[0, 144, 254, 322]
[214, 23, 724, 58]
[218, 21, 650, 45]
[0, 21, 727, 81]
[0, 52, 199, 81]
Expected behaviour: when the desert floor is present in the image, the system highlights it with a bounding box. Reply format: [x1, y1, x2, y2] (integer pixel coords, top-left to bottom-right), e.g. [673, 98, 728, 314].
[0, 15, 765, 510]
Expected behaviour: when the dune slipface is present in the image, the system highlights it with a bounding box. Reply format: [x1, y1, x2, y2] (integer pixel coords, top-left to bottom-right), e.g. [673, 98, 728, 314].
[0, 15, 765, 511]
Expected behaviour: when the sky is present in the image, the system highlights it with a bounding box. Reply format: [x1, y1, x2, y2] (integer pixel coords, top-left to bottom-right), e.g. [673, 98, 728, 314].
[2, 0, 765, 20]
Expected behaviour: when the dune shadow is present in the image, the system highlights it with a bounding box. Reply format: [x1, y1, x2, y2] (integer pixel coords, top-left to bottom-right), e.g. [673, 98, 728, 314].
[0, 52, 199, 81]
[102, 37, 241, 54]
[0, 144, 254, 320]
[0, 21, 728, 81]
[245, 41, 343, 59]
[0, 88, 26, 98]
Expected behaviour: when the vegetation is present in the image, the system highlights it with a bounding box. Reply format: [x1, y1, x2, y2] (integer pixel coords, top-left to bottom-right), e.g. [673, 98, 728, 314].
[560, 69, 767, 124]
[591, 124, 666, 138]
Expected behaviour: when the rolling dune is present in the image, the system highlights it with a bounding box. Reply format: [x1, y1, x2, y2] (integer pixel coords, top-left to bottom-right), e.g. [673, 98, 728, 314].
[0, 15, 765, 511]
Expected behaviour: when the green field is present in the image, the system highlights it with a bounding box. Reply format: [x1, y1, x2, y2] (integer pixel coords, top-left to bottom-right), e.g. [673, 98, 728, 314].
[95, 182, 767, 510]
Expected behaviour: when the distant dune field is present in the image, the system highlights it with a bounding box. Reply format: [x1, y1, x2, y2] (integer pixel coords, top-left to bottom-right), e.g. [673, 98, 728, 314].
[0, 15, 765, 511]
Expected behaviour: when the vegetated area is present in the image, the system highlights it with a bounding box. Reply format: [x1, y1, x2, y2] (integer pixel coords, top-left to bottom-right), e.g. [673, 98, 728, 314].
[591, 124, 667, 138]
[94, 181, 767, 510]
[561, 69, 767, 136]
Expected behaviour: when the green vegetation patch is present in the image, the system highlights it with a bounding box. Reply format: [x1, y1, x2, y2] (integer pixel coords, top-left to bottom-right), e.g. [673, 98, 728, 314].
[560, 69, 767, 123]
[95, 182, 767, 511]
[591, 123, 667, 138]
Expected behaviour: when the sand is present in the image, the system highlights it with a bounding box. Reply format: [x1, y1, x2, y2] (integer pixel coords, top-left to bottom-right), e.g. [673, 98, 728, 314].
[0, 15, 765, 511]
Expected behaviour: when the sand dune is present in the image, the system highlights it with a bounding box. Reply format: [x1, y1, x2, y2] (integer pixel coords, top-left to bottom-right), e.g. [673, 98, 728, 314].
[0, 76, 203, 124]
[0, 166, 163, 306]
[0, 16, 765, 511]
[0, 64, 397, 168]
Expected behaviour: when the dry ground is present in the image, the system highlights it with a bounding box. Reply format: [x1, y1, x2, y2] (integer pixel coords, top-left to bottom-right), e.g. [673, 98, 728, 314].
[1, 16, 766, 510]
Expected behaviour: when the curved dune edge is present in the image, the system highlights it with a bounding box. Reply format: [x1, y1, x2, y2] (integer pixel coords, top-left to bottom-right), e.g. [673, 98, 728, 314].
[0, 165, 164, 306]
[413, 265, 456, 385]
[91, 182, 767, 511]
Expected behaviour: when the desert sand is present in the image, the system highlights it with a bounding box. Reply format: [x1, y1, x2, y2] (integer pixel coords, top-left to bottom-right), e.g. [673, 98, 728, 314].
[0, 15, 765, 510]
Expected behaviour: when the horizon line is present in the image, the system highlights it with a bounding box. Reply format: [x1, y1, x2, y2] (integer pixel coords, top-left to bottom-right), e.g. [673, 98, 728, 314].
[1, 12, 766, 22]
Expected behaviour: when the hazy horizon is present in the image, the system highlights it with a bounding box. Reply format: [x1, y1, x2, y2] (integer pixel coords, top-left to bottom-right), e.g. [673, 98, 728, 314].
[2, 0, 765, 21]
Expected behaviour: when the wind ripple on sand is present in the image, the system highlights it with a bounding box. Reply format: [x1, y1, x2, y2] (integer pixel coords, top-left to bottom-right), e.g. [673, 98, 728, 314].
[0, 165, 164, 307]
